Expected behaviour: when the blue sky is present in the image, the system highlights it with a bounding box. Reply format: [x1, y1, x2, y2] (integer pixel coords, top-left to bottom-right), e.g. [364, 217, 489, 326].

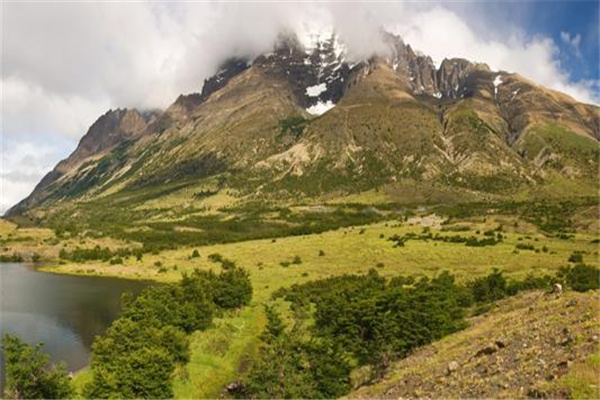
[450, 0, 599, 87]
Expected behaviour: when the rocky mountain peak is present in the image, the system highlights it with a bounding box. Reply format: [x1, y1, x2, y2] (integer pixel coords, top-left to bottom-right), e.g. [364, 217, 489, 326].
[253, 29, 351, 115]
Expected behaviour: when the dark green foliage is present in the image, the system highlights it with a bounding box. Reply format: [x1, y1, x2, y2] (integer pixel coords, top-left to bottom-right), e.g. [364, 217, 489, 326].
[515, 243, 535, 251]
[275, 269, 468, 377]
[506, 274, 559, 295]
[213, 267, 253, 309]
[436, 197, 598, 233]
[568, 251, 584, 263]
[208, 253, 236, 269]
[278, 116, 307, 140]
[208, 253, 224, 263]
[388, 231, 501, 248]
[559, 264, 600, 292]
[239, 309, 351, 399]
[121, 285, 214, 333]
[83, 319, 187, 399]
[464, 236, 501, 247]
[191, 249, 200, 258]
[469, 268, 507, 303]
[311, 270, 468, 368]
[0, 253, 23, 262]
[85, 266, 253, 398]
[110, 257, 123, 265]
[59, 245, 135, 262]
[1, 334, 72, 399]
[260, 268, 564, 398]
[263, 305, 285, 340]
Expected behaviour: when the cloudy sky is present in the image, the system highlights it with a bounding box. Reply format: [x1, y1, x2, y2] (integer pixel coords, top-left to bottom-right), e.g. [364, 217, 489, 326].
[1, 0, 599, 214]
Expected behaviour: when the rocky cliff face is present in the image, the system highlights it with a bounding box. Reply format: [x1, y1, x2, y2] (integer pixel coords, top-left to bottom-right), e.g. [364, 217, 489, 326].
[8, 108, 157, 215]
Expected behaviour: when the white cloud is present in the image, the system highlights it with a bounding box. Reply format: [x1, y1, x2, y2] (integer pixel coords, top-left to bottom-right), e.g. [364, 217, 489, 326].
[560, 31, 582, 58]
[390, 7, 597, 104]
[0, 139, 73, 214]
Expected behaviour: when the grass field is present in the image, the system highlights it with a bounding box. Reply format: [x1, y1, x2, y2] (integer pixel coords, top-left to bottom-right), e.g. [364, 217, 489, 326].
[24, 211, 596, 399]
[3, 209, 599, 399]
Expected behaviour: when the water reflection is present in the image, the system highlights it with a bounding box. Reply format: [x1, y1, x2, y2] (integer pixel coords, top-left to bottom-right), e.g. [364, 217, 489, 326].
[0, 263, 149, 390]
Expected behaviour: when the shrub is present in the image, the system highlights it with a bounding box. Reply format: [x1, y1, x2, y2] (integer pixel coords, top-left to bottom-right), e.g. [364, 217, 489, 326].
[2, 334, 73, 399]
[190, 249, 200, 258]
[318, 250, 325, 256]
[469, 268, 507, 303]
[515, 243, 535, 251]
[85, 266, 253, 398]
[240, 310, 351, 399]
[559, 264, 600, 292]
[83, 319, 186, 399]
[568, 251, 584, 263]
[212, 266, 253, 309]
[110, 257, 123, 265]
[208, 253, 223, 263]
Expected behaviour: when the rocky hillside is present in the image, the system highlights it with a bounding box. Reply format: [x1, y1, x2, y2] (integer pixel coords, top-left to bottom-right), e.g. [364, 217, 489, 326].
[7, 30, 599, 218]
[351, 290, 600, 400]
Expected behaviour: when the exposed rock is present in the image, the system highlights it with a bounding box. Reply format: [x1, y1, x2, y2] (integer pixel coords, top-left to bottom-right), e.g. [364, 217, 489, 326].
[226, 381, 244, 393]
[552, 283, 563, 296]
[447, 361, 460, 374]
[475, 343, 498, 357]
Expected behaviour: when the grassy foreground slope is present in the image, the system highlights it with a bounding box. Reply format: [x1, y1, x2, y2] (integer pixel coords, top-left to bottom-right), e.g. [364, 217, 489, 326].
[29, 210, 597, 399]
[350, 290, 600, 399]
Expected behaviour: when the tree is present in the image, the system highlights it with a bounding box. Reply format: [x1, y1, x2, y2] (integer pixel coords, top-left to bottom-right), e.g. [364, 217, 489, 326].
[560, 264, 600, 292]
[83, 318, 187, 399]
[213, 266, 253, 309]
[1, 334, 73, 399]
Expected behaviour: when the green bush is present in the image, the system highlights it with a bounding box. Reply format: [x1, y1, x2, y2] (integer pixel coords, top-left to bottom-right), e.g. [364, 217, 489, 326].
[83, 318, 187, 399]
[469, 268, 507, 303]
[568, 251, 584, 263]
[239, 309, 351, 399]
[559, 264, 600, 292]
[1, 334, 73, 399]
[85, 266, 253, 398]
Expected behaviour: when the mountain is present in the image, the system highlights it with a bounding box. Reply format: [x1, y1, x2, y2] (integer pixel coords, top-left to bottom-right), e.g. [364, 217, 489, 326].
[7, 30, 599, 221]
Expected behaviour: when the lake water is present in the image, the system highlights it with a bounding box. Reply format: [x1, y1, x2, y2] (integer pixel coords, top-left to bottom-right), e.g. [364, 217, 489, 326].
[0, 263, 149, 390]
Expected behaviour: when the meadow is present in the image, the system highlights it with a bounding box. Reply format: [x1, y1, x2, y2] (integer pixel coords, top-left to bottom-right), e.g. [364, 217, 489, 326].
[2, 196, 599, 398]
[24, 210, 598, 398]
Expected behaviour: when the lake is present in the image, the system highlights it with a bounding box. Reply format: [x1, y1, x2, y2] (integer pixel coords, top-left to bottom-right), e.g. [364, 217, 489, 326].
[0, 263, 149, 390]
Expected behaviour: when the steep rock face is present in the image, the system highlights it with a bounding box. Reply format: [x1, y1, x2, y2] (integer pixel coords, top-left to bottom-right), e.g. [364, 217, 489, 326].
[60, 108, 152, 171]
[7, 108, 156, 215]
[436, 58, 490, 98]
[254, 31, 352, 113]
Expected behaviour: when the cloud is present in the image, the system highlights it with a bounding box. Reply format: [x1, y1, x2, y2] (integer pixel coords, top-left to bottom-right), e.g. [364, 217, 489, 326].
[0, 139, 73, 214]
[560, 31, 583, 58]
[390, 7, 597, 104]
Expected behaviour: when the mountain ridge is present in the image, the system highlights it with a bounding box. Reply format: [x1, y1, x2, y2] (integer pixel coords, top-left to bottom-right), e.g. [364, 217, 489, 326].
[7, 29, 599, 218]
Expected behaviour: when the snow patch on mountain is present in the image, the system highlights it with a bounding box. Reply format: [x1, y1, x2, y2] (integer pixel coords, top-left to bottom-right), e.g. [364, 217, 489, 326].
[306, 83, 327, 97]
[494, 75, 503, 98]
[306, 100, 335, 115]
